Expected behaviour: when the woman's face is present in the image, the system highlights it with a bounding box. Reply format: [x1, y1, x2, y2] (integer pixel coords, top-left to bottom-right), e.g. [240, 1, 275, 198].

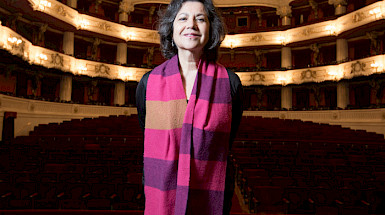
[172, 1, 210, 54]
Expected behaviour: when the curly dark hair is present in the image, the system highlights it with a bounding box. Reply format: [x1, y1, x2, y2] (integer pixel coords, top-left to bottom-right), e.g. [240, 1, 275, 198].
[158, 0, 226, 61]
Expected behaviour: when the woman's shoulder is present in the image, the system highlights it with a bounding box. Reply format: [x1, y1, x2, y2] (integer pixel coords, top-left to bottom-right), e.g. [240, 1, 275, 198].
[224, 68, 242, 98]
[138, 70, 152, 88]
[225, 68, 241, 85]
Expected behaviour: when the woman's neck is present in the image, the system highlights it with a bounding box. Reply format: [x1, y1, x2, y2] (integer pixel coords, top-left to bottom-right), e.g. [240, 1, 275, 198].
[177, 49, 202, 73]
[177, 49, 202, 100]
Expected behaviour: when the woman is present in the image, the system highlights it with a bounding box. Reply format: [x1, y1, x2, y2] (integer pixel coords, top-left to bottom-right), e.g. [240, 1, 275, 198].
[136, 0, 243, 214]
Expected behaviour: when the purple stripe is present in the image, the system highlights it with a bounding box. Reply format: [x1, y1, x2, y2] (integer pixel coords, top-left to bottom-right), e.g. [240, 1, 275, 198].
[192, 73, 231, 104]
[179, 126, 230, 161]
[180, 123, 192, 154]
[143, 157, 177, 191]
[186, 188, 225, 215]
[151, 55, 179, 77]
[175, 186, 189, 215]
[192, 127, 230, 161]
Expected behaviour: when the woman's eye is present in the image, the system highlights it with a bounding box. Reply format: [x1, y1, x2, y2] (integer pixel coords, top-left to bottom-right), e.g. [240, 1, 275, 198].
[179, 17, 187, 21]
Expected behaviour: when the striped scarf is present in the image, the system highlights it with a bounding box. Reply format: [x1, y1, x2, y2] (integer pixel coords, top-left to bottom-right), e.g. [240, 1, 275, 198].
[144, 55, 232, 215]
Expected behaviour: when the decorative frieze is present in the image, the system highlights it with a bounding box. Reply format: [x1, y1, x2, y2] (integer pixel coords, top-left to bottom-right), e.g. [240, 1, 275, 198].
[2, 2, 385, 86]
[26, 0, 385, 48]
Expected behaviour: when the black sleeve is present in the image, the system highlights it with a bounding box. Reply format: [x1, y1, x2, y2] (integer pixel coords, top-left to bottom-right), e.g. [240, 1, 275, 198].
[227, 70, 244, 150]
[136, 71, 151, 132]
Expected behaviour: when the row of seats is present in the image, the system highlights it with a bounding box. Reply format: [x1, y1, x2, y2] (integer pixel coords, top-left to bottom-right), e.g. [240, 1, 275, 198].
[5, 114, 385, 214]
[29, 116, 142, 137]
[231, 117, 385, 214]
[237, 116, 385, 142]
[3, 115, 145, 211]
[0, 181, 143, 210]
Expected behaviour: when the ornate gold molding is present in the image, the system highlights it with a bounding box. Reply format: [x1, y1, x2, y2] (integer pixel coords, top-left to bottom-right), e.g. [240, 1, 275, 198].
[25, 0, 385, 48]
[1, 14, 385, 86]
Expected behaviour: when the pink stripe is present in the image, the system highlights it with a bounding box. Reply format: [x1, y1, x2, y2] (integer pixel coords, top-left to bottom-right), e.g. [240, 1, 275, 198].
[147, 73, 185, 101]
[177, 154, 191, 186]
[193, 99, 232, 132]
[144, 128, 182, 161]
[201, 62, 228, 78]
[144, 186, 176, 215]
[190, 159, 227, 191]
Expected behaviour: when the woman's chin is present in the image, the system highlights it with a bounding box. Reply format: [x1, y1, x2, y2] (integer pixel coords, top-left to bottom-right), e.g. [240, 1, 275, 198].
[178, 46, 205, 54]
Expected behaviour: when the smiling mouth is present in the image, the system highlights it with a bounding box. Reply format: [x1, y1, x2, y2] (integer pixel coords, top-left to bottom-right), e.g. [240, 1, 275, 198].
[184, 33, 201, 38]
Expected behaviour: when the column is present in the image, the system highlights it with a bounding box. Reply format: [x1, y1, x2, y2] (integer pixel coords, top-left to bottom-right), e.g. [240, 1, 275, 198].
[328, 0, 347, 15]
[60, 75, 72, 102]
[116, 43, 127, 65]
[281, 46, 292, 109]
[336, 38, 349, 109]
[63, 32, 74, 56]
[119, 0, 135, 23]
[119, 11, 129, 23]
[114, 82, 125, 106]
[66, 0, 77, 8]
[281, 47, 292, 69]
[281, 86, 292, 110]
[276, 5, 292, 26]
[337, 81, 349, 109]
[62, 30, 74, 102]
[336, 38, 348, 63]
[63, 0, 75, 56]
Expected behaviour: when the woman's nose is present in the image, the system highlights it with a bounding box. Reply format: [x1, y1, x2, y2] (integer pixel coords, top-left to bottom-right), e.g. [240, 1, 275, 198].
[186, 18, 197, 29]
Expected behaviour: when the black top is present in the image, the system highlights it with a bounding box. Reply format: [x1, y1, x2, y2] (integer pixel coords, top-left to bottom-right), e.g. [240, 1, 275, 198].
[135, 69, 244, 149]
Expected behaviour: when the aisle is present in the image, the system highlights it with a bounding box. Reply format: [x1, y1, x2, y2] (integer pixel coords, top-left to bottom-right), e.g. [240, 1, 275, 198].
[230, 184, 249, 214]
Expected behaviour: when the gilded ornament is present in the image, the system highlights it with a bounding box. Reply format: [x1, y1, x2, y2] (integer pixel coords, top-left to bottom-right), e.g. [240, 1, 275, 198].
[51, 53, 63, 67]
[303, 28, 312, 37]
[353, 12, 366, 23]
[119, 0, 135, 14]
[301, 69, 317, 80]
[351, 61, 366, 74]
[253, 73, 265, 82]
[74, 106, 79, 113]
[29, 103, 35, 112]
[96, 64, 110, 75]
[12, 42, 25, 57]
[332, 112, 338, 119]
[276, 5, 292, 18]
[99, 22, 111, 31]
[57, 6, 67, 17]
[251, 35, 263, 42]
[241, 75, 253, 82]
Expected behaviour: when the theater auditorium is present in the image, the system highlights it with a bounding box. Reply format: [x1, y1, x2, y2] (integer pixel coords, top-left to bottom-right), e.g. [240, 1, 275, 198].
[1, 0, 385, 214]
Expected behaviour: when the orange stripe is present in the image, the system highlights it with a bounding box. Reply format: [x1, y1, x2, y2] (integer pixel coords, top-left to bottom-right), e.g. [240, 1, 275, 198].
[146, 99, 187, 130]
